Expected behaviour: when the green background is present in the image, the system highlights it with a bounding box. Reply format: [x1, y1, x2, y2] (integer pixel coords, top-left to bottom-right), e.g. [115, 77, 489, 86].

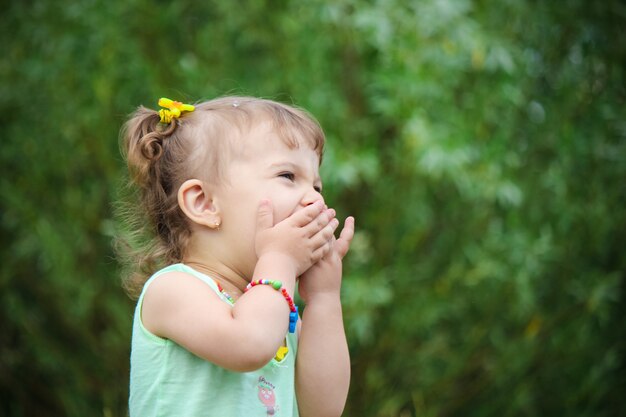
[2, 1, 625, 416]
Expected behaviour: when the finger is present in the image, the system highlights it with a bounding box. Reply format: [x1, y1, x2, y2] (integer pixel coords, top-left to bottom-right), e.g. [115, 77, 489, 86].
[336, 216, 355, 259]
[309, 218, 339, 250]
[256, 199, 274, 232]
[302, 207, 336, 237]
[290, 200, 325, 227]
[310, 237, 334, 263]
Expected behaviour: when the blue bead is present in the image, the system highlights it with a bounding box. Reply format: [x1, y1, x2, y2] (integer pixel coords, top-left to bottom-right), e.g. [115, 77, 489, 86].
[288, 308, 298, 333]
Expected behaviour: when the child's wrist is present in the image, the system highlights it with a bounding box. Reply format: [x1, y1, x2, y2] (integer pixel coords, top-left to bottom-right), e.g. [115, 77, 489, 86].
[302, 292, 343, 322]
[302, 289, 342, 306]
[246, 279, 298, 333]
[255, 252, 298, 284]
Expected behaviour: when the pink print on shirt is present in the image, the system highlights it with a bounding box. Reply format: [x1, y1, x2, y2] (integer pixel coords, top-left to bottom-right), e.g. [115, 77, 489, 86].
[257, 376, 279, 416]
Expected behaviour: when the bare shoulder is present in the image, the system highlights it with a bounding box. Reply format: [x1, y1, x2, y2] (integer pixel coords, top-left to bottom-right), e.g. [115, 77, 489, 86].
[141, 270, 227, 339]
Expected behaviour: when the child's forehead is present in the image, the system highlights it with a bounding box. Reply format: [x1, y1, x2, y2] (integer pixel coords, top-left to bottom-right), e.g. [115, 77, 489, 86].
[237, 120, 321, 158]
[243, 133, 321, 169]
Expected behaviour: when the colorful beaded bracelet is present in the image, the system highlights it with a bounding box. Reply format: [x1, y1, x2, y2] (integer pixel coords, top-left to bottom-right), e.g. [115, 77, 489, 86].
[245, 279, 298, 333]
[216, 282, 235, 305]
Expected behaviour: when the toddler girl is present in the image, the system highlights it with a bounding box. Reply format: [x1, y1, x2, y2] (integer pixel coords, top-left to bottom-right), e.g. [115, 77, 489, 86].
[119, 96, 354, 417]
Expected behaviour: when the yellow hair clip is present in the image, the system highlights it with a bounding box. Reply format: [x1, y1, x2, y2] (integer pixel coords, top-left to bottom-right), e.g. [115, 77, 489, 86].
[158, 97, 195, 124]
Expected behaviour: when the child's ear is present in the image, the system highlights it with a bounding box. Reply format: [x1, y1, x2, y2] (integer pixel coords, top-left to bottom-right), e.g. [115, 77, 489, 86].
[177, 179, 221, 229]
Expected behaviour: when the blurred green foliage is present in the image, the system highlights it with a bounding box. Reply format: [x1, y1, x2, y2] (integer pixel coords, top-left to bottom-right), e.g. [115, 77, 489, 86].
[1, 1, 624, 416]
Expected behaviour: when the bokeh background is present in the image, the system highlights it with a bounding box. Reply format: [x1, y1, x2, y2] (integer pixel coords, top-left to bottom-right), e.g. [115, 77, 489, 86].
[2, 1, 625, 416]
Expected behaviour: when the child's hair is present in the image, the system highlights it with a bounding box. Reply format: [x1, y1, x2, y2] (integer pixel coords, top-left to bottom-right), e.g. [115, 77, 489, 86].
[116, 96, 326, 298]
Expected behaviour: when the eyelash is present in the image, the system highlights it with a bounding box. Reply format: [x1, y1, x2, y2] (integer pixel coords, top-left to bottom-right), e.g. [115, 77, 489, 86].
[279, 172, 295, 181]
[279, 172, 322, 193]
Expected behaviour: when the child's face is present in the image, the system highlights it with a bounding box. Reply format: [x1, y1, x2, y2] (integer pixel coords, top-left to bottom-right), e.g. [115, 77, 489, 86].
[214, 123, 324, 278]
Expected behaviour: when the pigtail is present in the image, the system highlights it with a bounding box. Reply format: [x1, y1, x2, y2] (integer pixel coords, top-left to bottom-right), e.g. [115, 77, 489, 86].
[122, 107, 177, 188]
[117, 106, 190, 299]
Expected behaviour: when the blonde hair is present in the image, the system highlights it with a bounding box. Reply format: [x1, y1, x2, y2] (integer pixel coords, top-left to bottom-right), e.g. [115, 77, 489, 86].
[117, 96, 325, 298]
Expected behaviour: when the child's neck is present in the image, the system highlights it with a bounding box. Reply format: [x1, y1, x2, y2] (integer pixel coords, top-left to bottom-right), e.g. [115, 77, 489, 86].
[183, 259, 248, 300]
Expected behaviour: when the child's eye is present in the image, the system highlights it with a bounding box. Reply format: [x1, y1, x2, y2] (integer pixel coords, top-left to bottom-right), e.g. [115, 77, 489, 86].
[314, 186, 322, 193]
[279, 172, 295, 181]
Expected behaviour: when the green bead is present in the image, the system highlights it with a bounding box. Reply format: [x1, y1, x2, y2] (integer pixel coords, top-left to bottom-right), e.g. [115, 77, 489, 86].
[272, 281, 282, 290]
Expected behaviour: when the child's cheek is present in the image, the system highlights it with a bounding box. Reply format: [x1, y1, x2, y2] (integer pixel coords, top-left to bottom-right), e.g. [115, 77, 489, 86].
[272, 208, 290, 224]
[271, 200, 298, 224]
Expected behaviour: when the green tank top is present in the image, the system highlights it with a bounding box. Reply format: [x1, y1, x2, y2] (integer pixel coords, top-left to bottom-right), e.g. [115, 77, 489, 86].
[129, 264, 299, 417]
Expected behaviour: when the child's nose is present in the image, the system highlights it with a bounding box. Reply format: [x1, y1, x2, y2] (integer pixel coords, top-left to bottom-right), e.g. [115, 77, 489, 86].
[301, 187, 324, 207]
